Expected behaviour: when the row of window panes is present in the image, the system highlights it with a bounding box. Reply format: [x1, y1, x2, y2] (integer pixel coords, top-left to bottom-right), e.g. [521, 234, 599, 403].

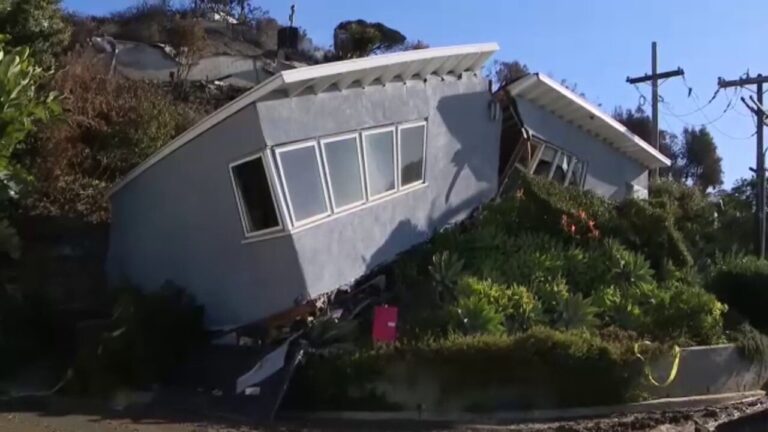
[514, 139, 587, 188]
[230, 121, 427, 237]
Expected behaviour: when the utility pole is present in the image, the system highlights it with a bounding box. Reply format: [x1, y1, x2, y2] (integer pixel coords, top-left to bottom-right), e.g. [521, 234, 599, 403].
[626, 42, 685, 180]
[725, 74, 768, 259]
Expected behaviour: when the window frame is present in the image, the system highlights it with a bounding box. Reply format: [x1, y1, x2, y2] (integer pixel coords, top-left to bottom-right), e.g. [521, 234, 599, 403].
[525, 138, 588, 189]
[320, 132, 367, 213]
[228, 152, 284, 238]
[274, 140, 332, 228]
[397, 120, 428, 190]
[361, 126, 398, 201]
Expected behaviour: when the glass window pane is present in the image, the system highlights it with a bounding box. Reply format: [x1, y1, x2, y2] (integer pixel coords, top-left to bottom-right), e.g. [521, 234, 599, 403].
[231, 156, 280, 234]
[323, 136, 364, 210]
[399, 124, 426, 187]
[277, 144, 328, 223]
[533, 145, 557, 178]
[568, 160, 585, 187]
[552, 152, 572, 184]
[364, 130, 396, 197]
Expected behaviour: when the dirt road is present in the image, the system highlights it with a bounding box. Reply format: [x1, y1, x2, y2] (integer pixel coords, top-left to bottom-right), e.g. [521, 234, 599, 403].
[0, 396, 765, 432]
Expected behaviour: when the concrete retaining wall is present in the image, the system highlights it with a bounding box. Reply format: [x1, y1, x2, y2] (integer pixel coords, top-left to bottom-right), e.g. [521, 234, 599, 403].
[361, 344, 766, 412]
[646, 344, 767, 399]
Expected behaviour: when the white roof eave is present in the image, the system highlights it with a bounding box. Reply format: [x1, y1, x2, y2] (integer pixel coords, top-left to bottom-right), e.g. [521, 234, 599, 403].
[108, 42, 500, 197]
[504, 73, 671, 170]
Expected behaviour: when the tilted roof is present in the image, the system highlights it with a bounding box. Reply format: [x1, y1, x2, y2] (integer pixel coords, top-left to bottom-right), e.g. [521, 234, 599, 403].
[109, 43, 500, 196]
[502, 73, 671, 169]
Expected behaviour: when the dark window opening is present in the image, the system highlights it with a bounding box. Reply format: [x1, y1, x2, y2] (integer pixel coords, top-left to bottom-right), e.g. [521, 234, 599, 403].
[232, 156, 280, 234]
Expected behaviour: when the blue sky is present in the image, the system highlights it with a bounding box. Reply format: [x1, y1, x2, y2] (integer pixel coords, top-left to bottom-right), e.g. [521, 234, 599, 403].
[64, 0, 768, 188]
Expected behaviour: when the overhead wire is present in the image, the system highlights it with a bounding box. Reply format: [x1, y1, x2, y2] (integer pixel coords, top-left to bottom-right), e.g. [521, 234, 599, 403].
[633, 75, 758, 140]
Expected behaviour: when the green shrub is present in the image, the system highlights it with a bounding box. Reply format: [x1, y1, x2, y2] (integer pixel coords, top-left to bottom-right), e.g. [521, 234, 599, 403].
[647, 281, 726, 345]
[555, 293, 599, 330]
[453, 295, 506, 335]
[286, 328, 643, 411]
[706, 255, 768, 333]
[454, 277, 543, 334]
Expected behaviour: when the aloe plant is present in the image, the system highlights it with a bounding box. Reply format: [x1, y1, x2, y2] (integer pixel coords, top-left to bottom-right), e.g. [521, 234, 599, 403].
[556, 293, 599, 330]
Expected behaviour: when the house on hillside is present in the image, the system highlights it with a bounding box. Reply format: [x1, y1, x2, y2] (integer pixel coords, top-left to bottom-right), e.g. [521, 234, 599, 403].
[106, 43, 501, 328]
[496, 73, 670, 200]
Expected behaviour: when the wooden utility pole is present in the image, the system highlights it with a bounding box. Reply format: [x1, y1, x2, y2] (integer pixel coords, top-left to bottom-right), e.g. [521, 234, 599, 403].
[723, 74, 768, 259]
[626, 42, 685, 180]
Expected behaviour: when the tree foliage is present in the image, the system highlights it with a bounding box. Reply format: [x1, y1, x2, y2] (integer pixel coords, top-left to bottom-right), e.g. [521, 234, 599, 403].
[18, 51, 200, 222]
[0, 0, 71, 67]
[333, 19, 407, 59]
[489, 59, 530, 89]
[680, 126, 723, 192]
[613, 106, 681, 179]
[0, 41, 60, 192]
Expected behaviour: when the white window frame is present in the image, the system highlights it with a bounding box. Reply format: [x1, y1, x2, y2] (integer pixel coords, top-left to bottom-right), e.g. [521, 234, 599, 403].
[525, 139, 588, 189]
[397, 120, 428, 190]
[320, 133, 367, 213]
[361, 126, 398, 201]
[229, 152, 284, 238]
[274, 140, 331, 228]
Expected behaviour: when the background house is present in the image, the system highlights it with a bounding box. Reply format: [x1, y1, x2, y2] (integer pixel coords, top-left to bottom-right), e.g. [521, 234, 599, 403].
[497, 73, 671, 200]
[106, 43, 500, 328]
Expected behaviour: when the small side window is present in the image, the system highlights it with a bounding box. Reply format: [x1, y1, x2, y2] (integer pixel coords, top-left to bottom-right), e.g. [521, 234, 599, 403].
[230, 155, 281, 235]
[398, 122, 427, 188]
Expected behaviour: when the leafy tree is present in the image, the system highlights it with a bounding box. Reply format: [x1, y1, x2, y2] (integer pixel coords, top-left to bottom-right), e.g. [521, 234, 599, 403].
[332, 19, 406, 59]
[0, 41, 60, 193]
[0, 0, 71, 67]
[680, 126, 723, 192]
[712, 177, 760, 254]
[613, 106, 682, 180]
[19, 50, 200, 222]
[489, 59, 529, 89]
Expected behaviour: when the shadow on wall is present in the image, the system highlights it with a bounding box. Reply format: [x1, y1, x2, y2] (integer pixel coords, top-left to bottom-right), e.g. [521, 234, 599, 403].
[436, 90, 498, 204]
[364, 192, 490, 276]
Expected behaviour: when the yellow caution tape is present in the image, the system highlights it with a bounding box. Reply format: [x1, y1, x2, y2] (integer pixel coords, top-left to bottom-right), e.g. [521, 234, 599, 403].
[634, 341, 681, 387]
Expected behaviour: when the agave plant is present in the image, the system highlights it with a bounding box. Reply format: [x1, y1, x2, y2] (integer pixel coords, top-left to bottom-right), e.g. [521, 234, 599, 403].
[556, 293, 600, 330]
[429, 250, 464, 302]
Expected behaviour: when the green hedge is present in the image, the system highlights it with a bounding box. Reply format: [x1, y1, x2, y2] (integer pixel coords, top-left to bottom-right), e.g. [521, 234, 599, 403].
[285, 328, 643, 411]
[707, 256, 768, 333]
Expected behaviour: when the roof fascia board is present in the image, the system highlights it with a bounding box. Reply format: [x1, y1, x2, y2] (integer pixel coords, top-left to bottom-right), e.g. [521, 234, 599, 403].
[506, 74, 671, 169]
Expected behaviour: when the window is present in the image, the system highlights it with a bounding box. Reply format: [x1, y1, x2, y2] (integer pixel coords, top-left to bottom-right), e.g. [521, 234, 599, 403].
[398, 122, 427, 188]
[518, 139, 587, 189]
[230, 155, 281, 236]
[362, 128, 397, 199]
[321, 134, 365, 211]
[532, 145, 558, 178]
[567, 160, 586, 187]
[515, 140, 541, 171]
[275, 142, 330, 225]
